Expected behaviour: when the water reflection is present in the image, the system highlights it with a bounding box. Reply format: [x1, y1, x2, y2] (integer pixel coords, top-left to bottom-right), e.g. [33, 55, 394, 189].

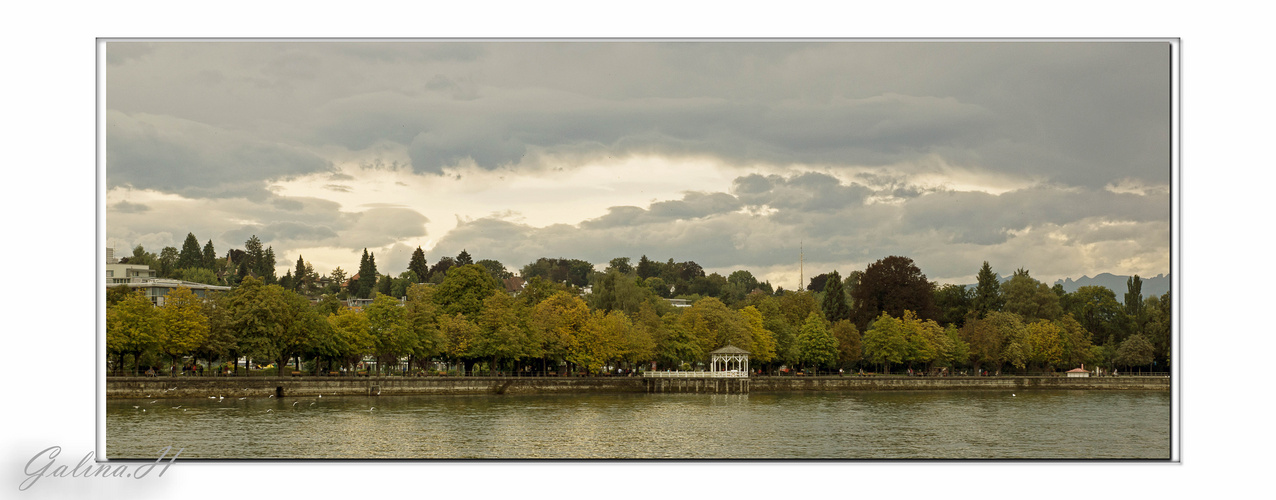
[106, 391, 1169, 459]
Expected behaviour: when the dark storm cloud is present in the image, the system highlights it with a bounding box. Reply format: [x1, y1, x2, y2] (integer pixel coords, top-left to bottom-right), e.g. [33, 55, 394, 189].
[105, 111, 333, 200]
[106, 42, 1168, 189]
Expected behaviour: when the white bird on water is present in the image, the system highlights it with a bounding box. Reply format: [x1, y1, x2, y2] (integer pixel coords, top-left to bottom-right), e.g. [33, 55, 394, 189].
[266, 409, 272, 413]
[369, 407, 376, 411]
[293, 401, 299, 406]
[1012, 394, 1016, 397]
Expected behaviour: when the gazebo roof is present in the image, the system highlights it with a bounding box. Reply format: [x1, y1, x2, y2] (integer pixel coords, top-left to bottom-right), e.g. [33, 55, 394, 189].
[1066, 367, 1089, 373]
[709, 345, 750, 355]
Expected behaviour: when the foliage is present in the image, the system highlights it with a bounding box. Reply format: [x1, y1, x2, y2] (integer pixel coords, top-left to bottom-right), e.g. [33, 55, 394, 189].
[456, 249, 474, 266]
[679, 297, 753, 356]
[972, 261, 1003, 319]
[434, 264, 503, 318]
[797, 311, 838, 369]
[1000, 270, 1062, 322]
[366, 293, 415, 375]
[851, 256, 939, 331]
[1114, 333, 1155, 369]
[530, 291, 590, 366]
[476, 259, 513, 280]
[521, 257, 595, 288]
[739, 306, 777, 364]
[176, 267, 220, 286]
[862, 313, 907, 371]
[821, 270, 851, 323]
[157, 287, 210, 364]
[830, 319, 861, 365]
[408, 247, 429, 284]
[106, 290, 162, 374]
[1066, 286, 1124, 346]
[177, 233, 203, 270]
[572, 310, 628, 374]
[934, 283, 974, 328]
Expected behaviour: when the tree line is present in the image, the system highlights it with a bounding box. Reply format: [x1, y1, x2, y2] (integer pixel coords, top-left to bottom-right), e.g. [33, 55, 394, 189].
[108, 234, 1170, 376]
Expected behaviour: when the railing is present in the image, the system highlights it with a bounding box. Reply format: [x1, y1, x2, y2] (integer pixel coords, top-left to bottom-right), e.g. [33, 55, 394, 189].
[643, 371, 748, 378]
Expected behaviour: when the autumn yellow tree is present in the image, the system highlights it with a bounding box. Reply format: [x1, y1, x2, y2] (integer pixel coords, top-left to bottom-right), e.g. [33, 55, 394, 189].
[158, 287, 209, 373]
[739, 306, 777, 364]
[530, 291, 589, 375]
[107, 290, 163, 375]
[327, 307, 373, 372]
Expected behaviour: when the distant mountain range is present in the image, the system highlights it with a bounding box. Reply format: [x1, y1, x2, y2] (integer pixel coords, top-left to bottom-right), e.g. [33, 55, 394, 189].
[962, 273, 1171, 304]
[1052, 273, 1171, 301]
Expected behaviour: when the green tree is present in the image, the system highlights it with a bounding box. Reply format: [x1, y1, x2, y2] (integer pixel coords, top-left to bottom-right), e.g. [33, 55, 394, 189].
[606, 257, 634, 275]
[1143, 292, 1171, 368]
[377, 273, 393, 296]
[176, 267, 220, 286]
[434, 264, 502, 318]
[261, 247, 278, 284]
[796, 311, 837, 370]
[201, 240, 217, 270]
[636, 255, 658, 279]
[196, 292, 236, 374]
[293, 255, 307, 292]
[934, 283, 974, 328]
[1023, 320, 1065, 371]
[1123, 275, 1146, 339]
[456, 249, 474, 266]
[428, 256, 457, 284]
[821, 270, 851, 323]
[158, 246, 179, 278]
[1055, 314, 1093, 369]
[972, 261, 1003, 319]
[357, 250, 379, 299]
[679, 297, 753, 356]
[862, 313, 907, 373]
[405, 284, 445, 370]
[1001, 269, 1062, 322]
[328, 307, 373, 372]
[244, 235, 265, 278]
[476, 259, 513, 280]
[408, 247, 429, 284]
[474, 288, 531, 374]
[366, 293, 415, 375]
[1114, 334, 1155, 371]
[521, 257, 594, 288]
[177, 233, 203, 270]
[226, 277, 320, 376]
[654, 313, 699, 369]
[1067, 286, 1124, 346]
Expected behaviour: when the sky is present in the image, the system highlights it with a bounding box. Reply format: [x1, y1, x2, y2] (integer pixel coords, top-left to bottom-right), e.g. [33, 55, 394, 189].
[104, 41, 1171, 288]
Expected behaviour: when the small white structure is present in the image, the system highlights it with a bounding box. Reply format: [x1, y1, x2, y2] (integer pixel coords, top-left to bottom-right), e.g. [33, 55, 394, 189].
[709, 345, 750, 376]
[1066, 364, 1090, 378]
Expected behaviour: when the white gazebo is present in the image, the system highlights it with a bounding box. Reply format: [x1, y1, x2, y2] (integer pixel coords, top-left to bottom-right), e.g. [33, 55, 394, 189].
[708, 346, 750, 376]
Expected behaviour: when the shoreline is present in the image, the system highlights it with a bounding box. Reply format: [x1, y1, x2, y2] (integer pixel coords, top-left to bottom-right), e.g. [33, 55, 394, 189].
[106, 375, 1170, 399]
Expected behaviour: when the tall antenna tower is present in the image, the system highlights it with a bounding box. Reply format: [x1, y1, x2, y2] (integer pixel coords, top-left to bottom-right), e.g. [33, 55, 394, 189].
[799, 241, 804, 291]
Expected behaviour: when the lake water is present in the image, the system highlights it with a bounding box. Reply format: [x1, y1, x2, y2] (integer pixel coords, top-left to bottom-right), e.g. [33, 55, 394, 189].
[105, 390, 1170, 459]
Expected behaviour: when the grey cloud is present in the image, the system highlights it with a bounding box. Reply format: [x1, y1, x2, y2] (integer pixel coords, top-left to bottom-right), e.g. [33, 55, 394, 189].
[106, 42, 1168, 188]
[222, 221, 340, 245]
[580, 192, 742, 230]
[732, 172, 873, 212]
[111, 200, 150, 213]
[105, 111, 333, 199]
[324, 184, 353, 192]
[900, 186, 1168, 245]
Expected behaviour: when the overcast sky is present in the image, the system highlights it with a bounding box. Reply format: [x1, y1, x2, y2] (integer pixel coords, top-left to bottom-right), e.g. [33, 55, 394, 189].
[104, 41, 1170, 287]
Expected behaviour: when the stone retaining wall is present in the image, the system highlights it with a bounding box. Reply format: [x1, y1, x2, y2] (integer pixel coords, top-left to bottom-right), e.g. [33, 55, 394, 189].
[107, 375, 1168, 399]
